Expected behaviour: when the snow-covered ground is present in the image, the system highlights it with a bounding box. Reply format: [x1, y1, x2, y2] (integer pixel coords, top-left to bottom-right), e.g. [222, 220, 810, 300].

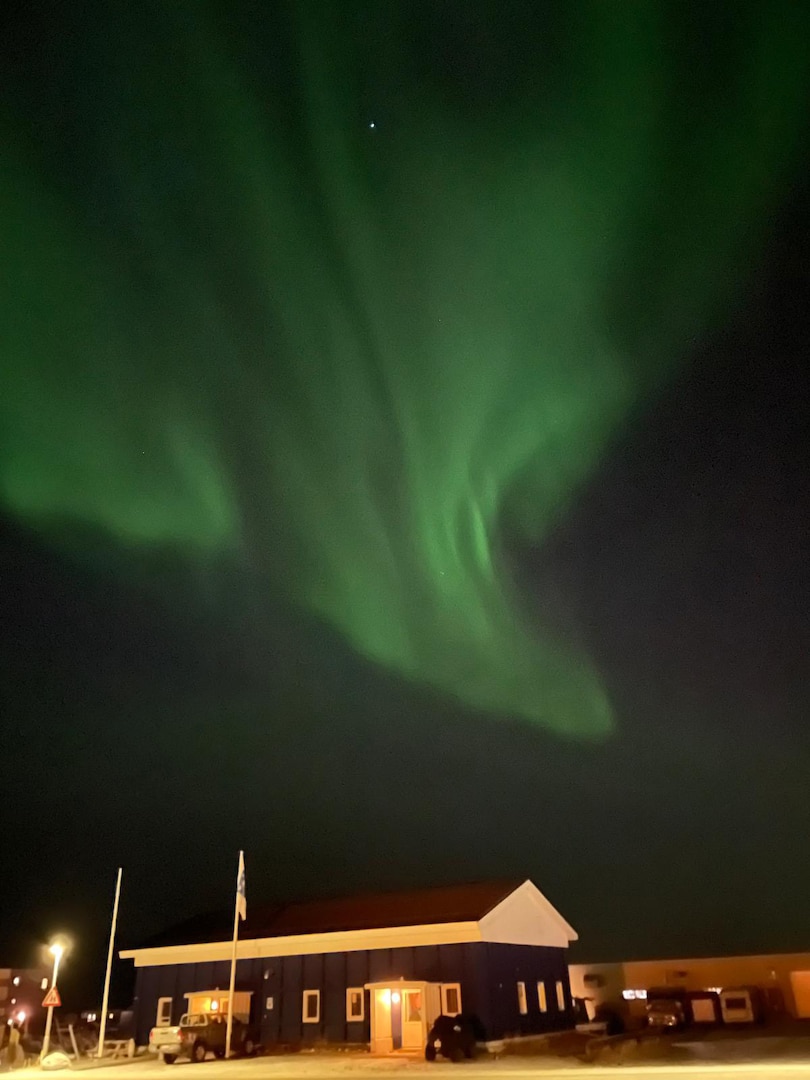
[55, 1044, 810, 1080]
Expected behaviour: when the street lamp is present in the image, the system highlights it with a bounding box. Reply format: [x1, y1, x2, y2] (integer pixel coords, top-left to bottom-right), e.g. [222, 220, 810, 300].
[41, 941, 65, 1060]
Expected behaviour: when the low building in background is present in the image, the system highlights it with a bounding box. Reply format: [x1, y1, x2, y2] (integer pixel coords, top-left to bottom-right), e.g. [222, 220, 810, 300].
[121, 879, 579, 1052]
[570, 951, 810, 1022]
[0, 965, 52, 1036]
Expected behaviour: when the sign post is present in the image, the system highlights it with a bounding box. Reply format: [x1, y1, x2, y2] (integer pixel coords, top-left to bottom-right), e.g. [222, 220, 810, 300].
[41, 971, 63, 1060]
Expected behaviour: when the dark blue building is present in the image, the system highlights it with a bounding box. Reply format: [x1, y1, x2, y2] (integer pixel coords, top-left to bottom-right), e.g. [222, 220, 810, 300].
[122, 880, 578, 1052]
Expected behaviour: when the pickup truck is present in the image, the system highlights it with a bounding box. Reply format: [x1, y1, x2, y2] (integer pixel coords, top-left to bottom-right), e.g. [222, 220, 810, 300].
[149, 1013, 259, 1063]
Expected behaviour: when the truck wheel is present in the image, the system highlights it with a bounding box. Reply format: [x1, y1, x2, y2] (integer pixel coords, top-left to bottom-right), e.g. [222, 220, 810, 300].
[192, 1042, 208, 1063]
[243, 1038, 256, 1057]
[163, 1055, 177, 1065]
[214, 1048, 225, 1059]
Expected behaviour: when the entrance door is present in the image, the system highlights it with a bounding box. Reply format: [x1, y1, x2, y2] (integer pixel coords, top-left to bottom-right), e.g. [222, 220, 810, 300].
[371, 990, 394, 1054]
[400, 989, 424, 1051]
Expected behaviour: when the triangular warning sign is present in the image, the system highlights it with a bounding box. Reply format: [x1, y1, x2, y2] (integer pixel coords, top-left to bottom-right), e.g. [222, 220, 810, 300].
[42, 986, 61, 1008]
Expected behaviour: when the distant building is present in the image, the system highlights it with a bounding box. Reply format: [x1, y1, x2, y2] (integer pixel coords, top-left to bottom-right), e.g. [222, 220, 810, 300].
[121, 879, 579, 1052]
[0, 965, 51, 1033]
[570, 951, 810, 1021]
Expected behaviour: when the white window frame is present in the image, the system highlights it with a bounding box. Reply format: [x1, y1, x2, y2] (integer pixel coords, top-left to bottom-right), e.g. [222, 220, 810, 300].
[302, 989, 320, 1023]
[556, 981, 566, 1011]
[156, 997, 173, 1026]
[517, 981, 528, 1015]
[345, 987, 365, 1022]
[537, 982, 547, 1013]
[440, 983, 462, 1016]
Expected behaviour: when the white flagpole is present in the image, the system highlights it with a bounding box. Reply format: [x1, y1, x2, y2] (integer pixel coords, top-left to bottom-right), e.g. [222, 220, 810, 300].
[97, 867, 123, 1058]
[225, 852, 243, 1060]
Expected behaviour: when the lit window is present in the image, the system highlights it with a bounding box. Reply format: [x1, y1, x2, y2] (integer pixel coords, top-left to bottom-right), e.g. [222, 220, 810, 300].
[537, 982, 547, 1013]
[346, 988, 364, 1022]
[622, 989, 648, 1001]
[302, 990, 320, 1024]
[440, 984, 461, 1016]
[517, 982, 528, 1015]
[556, 981, 566, 1011]
[405, 991, 422, 1022]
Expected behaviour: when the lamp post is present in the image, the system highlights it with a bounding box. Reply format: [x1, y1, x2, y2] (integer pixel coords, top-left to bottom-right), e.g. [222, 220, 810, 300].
[41, 942, 64, 1060]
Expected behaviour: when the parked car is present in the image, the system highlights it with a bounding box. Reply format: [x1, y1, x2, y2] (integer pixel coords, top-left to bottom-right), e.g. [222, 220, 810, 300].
[149, 1013, 259, 1063]
[645, 998, 686, 1030]
[425, 1014, 479, 1062]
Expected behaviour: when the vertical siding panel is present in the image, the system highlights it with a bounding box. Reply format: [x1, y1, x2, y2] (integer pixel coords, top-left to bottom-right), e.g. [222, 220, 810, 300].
[460, 942, 489, 1035]
[437, 943, 463, 984]
[259, 957, 281, 1046]
[248, 959, 263, 1025]
[135, 968, 157, 1045]
[368, 948, 392, 982]
[324, 952, 346, 1042]
[389, 947, 412, 980]
[302, 954, 325, 1043]
[408, 944, 439, 983]
[345, 950, 370, 1044]
[280, 955, 303, 1043]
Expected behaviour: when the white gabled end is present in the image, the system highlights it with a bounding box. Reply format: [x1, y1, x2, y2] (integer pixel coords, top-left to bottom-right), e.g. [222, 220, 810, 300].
[478, 879, 577, 948]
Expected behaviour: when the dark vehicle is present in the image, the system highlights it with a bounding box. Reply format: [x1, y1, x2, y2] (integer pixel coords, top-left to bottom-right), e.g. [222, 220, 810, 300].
[149, 1013, 259, 1063]
[425, 1014, 479, 1062]
[645, 995, 687, 1031]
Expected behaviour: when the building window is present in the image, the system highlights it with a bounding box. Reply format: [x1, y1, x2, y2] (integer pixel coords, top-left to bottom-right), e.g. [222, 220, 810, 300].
[346, 988, 364, 1022]
[622, 989, 648, 1001]
[556, 981, 566, 1011]
[156, 998, 173, 1026]
[537, 982, 548, 1013]
[441, 984, 462, 1016]
[302, 990, 320, 1023]
[517, 982, 528, 1015]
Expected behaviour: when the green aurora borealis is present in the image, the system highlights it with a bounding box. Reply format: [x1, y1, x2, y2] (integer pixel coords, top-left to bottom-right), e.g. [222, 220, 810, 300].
[2, 1, 808, 735]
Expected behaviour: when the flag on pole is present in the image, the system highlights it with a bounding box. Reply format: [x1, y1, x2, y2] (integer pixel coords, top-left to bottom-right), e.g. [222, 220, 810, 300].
[236, 850, 246, 921]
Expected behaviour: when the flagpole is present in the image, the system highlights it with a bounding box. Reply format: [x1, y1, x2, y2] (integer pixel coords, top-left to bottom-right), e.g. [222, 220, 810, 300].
[225, 852, 243, 1060]
[97, 867, 123, 1058]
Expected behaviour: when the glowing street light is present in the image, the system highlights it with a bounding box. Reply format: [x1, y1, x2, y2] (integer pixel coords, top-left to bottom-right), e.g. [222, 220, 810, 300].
[41, 940, 67, 1060]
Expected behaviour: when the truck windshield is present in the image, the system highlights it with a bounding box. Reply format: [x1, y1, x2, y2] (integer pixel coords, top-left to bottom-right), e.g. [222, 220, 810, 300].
[180, 1014, 208, 1026]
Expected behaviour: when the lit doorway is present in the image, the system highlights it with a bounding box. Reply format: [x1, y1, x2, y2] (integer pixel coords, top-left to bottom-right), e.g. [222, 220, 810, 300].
[365, 981, 439, 1055]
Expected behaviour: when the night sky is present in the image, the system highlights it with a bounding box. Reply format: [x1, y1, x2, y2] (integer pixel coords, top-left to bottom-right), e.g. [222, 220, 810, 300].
[2, 0, 809, 1008]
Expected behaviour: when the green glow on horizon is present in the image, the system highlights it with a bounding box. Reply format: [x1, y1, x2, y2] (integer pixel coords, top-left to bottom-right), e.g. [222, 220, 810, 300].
[2, 1, 808, 735]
